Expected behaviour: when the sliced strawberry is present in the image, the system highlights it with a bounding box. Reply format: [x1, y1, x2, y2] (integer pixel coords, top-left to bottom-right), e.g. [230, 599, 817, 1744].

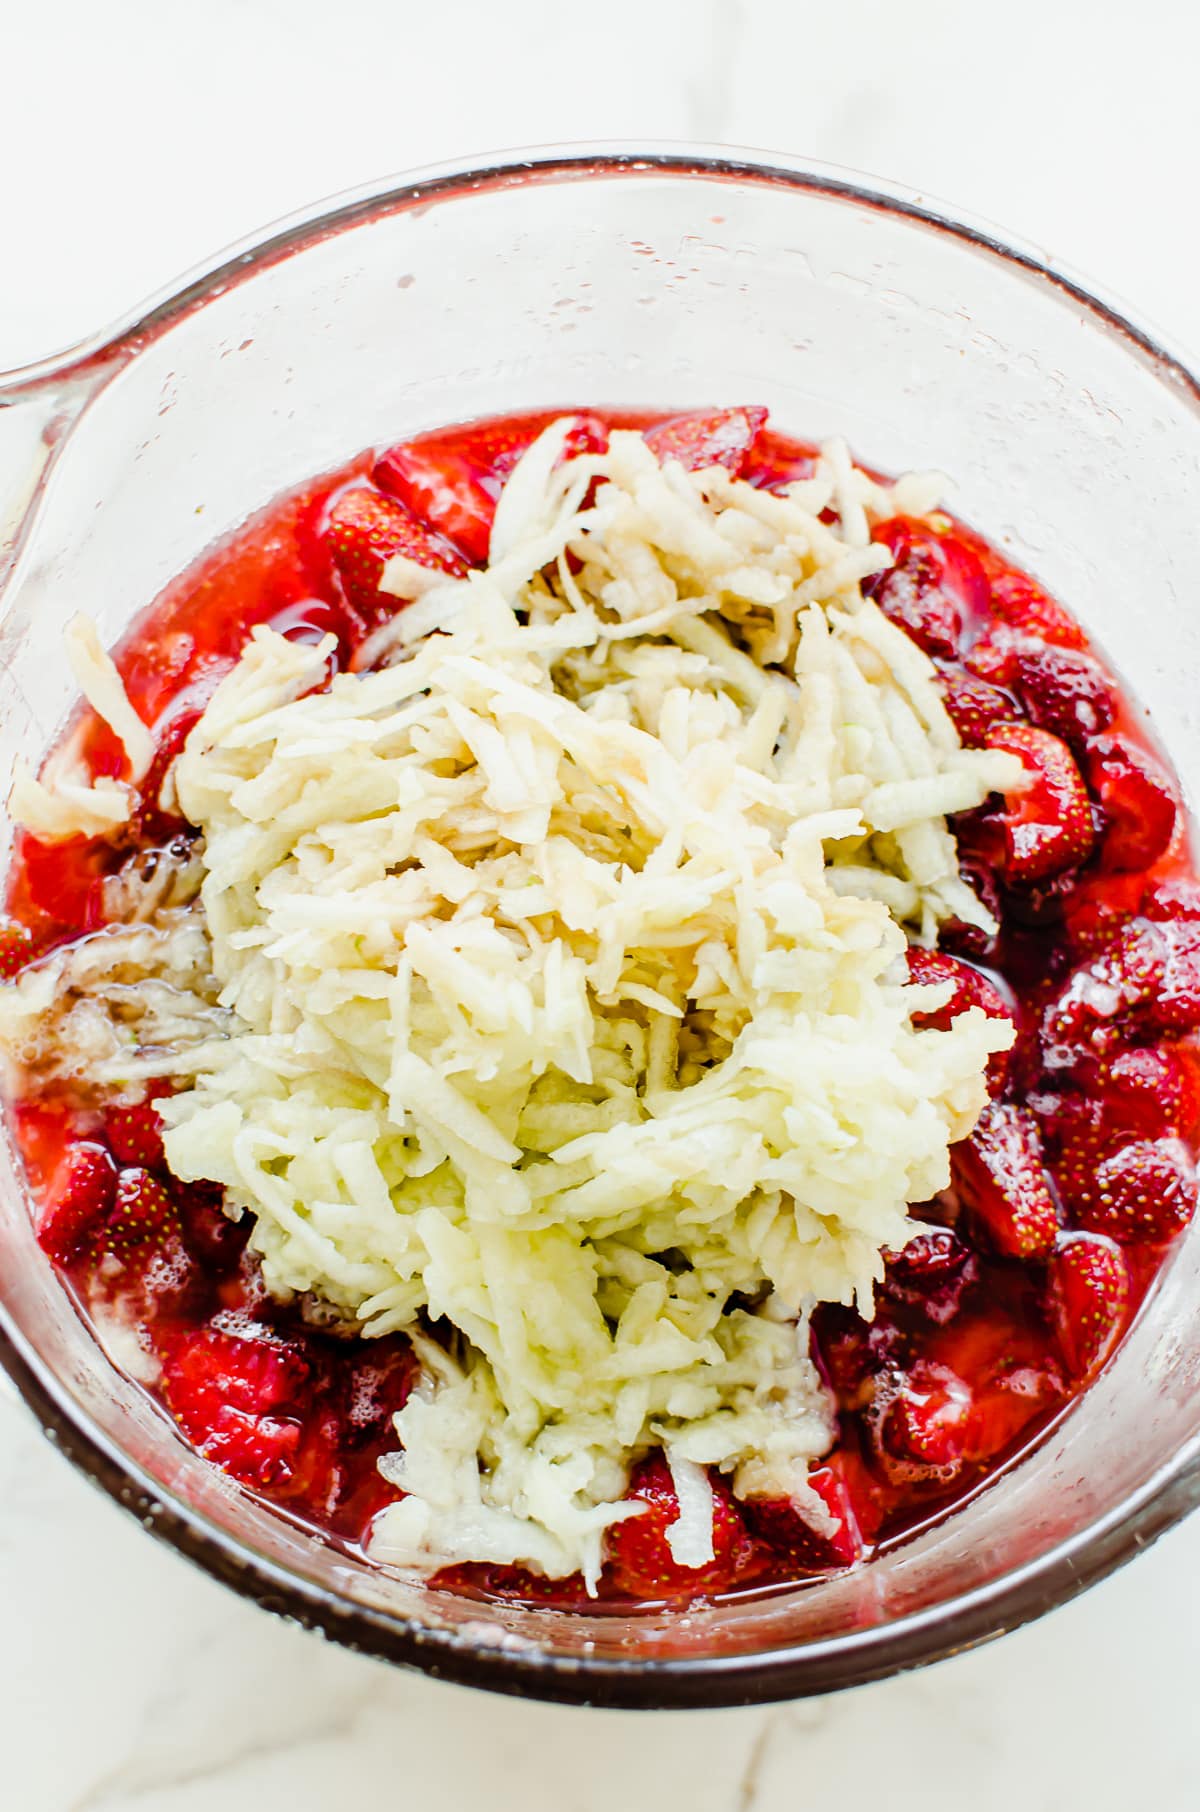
[880, 1227, 979, 1324]
[1085, 733, 1179, 873]
[162, 1323, 310, 1418]
[906, 946, 1015, 1092]
[0, 920, 34, 980]
[192, 1407, 303, 1488]
[104, 1086, 171, 1169]
[106, 1166, 176, 1259]
[176, 1181, 249, 1272]
[1062, 870, 1146, 959]
[937, 667, 1020, 747]
[865, 517, 990, 659]
[811, 1302, 907, 1402]
[953, 1101, 1059, 1259]
[36, 1142, 117, 1264]
[983, 721, 1096, 885]
[374, 413, 607, 566]
[344, 1337, 417, 1442]
[988, 571, 1088, 649]
[132, 708, 204, 840]
[1073, 1138, 1196, 1245]
[1055, 1043, 1199, 1139]
[1011, 643, 1117, 749]
[642, 406, 767, 475]
[324, 487, 467, 619]
[965, 623, 1022, 686]
[926, 1312, 1065, 1460]
[742, 1461, 864, 1569]
[15, 831, 115, 940]
[1145, 876, 1200, 923]
[1047, 1235, 1130, 1377]
[939, 853, 1003, 962]
[878, 1359, 974, 1472]
[1041, 917, 1200, 1062]
[606, 1453, 751, 1599]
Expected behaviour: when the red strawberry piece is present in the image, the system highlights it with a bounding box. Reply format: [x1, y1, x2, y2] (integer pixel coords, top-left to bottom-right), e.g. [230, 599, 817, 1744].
[106, 1166, 177, 1259]
[374, 413, 607, 566]
[1011, 643, 1117, 750]
[36, 1142, 117, 1264]
[880, 1227, 979, 1324]
[15, 831, 114, 940]
[0, 920, 34, 980]
[1145, 876, 1200, 923]
[937, 666, 1021, 747]
[642, 406, 768, 475]
[983, 721, 1096, 885]
[866, 517, 990, 659]
[161, 1324, 312, 1488]
[1041, 917, 1200, 1063]
[104, 1086, 171, 1169]
[132, 708, 204, 839]
[191, 1407, 302, 1488]
[811, 1302, 907, 1402]
[1057, 1043, 1198, 1139]
[606, 1453, 750, 1598]
[953, 1101, 1059, 1259]
[878, 1359, 974, 1472]
[1062, 870, 1146, 959]
[1085, 733, 1179, 873]
[988, 571, 1088, 649]
[1073, 1137, 1196, 1245]
[906, 946, 1015, 1092]
[740, 432, 820, 490]
[1047, 1235, 1130, 1377]
[742, 1461, 864, 1570]
[939, 853, 1003, 962]
[345, 1337, 417, 1440]
[927, 1313, 1065, 1459]
[965, 624, 1022, 686]
[324, 487, 467, 619]
[176, 1181, 249, 1272]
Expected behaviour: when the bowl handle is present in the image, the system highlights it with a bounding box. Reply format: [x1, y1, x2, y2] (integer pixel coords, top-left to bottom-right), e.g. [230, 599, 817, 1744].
[0, 368, 106, 596]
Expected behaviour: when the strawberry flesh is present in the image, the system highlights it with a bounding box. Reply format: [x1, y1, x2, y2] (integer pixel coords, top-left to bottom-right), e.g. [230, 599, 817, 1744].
[36, 1143, 117, 1263]
[107, 1166, 176, 1259]
[1072, 1137, 1196, 1245]
[742, 1461, 864, 1569]
[906, 946, 1014, 1092]
[325, 486, 467, 619]
[953, 1101, 1059, 1259]
[160, 1324, 312, 1488]
[880, 1227, 979, 1325]
[104, 1087, 170, 1169]
[1048, 1235, 1130, 1376]
[866, 517, 990, 659]
[374, 412, 607, 564]
[642, 406, 767, 475]
[878, 1359, 974, 1472]
[0, 920, 34, 980]
[606, 1453, 751, 1599]
[1041, 917, 1200, 1065]
[1011, 642, 1117, 749]
[983, 721, 1096, 884]
[937, 667, 1021, 747]
[1085, 733, 1179, 872]
[987, 571, 1088, 648]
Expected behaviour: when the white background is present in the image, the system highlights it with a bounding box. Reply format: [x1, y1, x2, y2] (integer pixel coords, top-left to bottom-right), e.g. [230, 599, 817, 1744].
[3, 2, 1200, 1806]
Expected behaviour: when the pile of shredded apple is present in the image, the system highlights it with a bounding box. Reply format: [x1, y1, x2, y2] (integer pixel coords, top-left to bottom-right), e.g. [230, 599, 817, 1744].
[0, 421, 1022, 1587]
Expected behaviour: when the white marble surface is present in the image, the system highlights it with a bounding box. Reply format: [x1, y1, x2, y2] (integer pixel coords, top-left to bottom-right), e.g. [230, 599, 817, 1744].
[3, 0, 1200, 1804]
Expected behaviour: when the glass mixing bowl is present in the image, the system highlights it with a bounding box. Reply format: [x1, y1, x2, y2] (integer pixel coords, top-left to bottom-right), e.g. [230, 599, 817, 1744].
[2, 146, 1200, 1710]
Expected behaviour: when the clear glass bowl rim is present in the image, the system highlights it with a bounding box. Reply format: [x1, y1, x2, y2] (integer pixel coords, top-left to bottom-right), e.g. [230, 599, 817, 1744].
[3, 141, 1200, 1710]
